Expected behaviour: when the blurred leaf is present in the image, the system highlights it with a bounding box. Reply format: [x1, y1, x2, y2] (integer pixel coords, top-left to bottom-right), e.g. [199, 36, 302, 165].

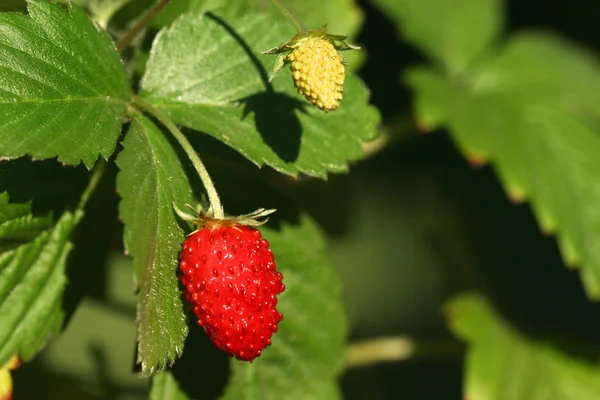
[0, 0, 130, 168]
[116, 115, 194, 376]
[151, 370, 190, 400]
[0, 192, 83, 366]
[408, 33, 600, 298]
[448, 293, 600, 399]
[139, 12, 379, 178]
[220, 216, 347, 400]
[370, 0, 502, 74]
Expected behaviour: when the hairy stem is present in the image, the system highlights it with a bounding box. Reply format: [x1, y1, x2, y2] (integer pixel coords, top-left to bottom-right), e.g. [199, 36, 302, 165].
[116, 0, 171, 52]
[269, 0, 306, 33]
[131, 96, 225, 219]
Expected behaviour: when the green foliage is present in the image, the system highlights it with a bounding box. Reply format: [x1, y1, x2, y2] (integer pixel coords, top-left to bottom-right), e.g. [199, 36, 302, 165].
[377, 0, 600, 298]
[448, 294, 600, 399]
[0, 192, 82, 365]
[140, 11, 378, 177]
[2, 0, 600, 398]
[153, 0, 363, 36]
[220, 216, 347, 400]
[372, 0, 502, 74]
[116, 115, 194, 376]
[0, 0, 130, 168]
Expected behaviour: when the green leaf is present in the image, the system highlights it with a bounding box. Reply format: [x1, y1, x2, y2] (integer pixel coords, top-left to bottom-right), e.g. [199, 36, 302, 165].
[62, 0, 133, 27]
[370, 0, 502, 74]
[0, 192, 82, 365]
[116, 114, 194, 376]
[151, 0, 243, 28]
[250, 0, 363, 38]
[153, 0, 363, 37]
[150, 370, 190, 400]
[139, 12, 379, 178]
[448, 293, 600, 399]
[220, 216, 348, 400]
[151, 0, 365, 69]
[407, 33, 600, 297]
[0, 193, 53, 250]
[0, 0, 130, 168]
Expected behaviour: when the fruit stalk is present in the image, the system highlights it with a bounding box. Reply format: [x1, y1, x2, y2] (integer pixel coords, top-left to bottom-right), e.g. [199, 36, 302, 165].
[79, 158, 106, 210]
[269, 0, 306, 33]
[116, 0, 172, 51]
[345, 336, 462, 368]
[132, 96, 225, 219]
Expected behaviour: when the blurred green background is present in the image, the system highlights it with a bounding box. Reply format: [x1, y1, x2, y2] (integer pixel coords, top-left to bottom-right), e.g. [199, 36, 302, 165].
[3, 0, 600, 398]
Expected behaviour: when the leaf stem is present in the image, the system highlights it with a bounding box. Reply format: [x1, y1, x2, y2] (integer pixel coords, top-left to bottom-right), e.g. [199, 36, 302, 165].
[77, 158, 106, 211]
[269, 0, 306, 33]
[116, 0, 171, 52]
[131, 96, 224, 219]
[345, 335, 462, 368]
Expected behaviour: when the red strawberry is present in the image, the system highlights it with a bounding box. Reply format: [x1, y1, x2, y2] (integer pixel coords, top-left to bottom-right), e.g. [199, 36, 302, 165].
[179, 219, 285, 362]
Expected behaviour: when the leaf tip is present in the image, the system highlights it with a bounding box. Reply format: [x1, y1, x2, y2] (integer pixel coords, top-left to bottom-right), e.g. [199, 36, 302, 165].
[466, 153, 488, 169]
[507, 190, 526, 205]
[558, 236, 580, 269]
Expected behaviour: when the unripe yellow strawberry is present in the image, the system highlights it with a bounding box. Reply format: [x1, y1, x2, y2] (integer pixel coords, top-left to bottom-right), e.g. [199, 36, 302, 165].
[286, 37, 345, 112]
[262, 25, 360, 112]
[0, 355, 19, 400]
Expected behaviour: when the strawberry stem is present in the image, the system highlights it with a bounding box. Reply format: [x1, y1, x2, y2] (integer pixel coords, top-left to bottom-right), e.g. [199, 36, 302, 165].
[269, 0, 306, 33]
[116, 0, 172, 52]
[132, 96, 225, 220]
[78, 158, 106, 211]
[345, 336, 462, 367]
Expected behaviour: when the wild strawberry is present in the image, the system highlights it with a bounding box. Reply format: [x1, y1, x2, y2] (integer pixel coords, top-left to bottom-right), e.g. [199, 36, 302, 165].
[177, 209, 284, 362]
[287, 37, 345, 111]
[262, 25, 360, 112]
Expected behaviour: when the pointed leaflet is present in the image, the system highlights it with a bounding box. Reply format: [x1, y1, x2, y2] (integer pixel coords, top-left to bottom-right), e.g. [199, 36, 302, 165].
[0, 194, 53, 251]
[407, 33, 600, 297]
[370, 0, 502, 74]
[0, 192, 83, 365]
[116, 115, 194, 376]
[0, 0, 130, 168]
[220, 216, 347, 400]
[150, 370, 189, 400]
[448, 293, 600, 399]
[139, 12, 379, 178]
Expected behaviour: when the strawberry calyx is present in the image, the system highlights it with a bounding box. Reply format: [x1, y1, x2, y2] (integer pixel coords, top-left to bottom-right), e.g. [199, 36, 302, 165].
[173, 203, 276, 234]
[262, 24, 360, 83]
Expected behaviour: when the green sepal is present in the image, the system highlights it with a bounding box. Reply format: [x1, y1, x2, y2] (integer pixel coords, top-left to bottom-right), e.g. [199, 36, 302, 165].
[261, 25, 358, 56]
[326, 33, 350, 41]
[261, 42, 291, 55]
[328, 39, 361, 51]
[268, 54, 289, 82]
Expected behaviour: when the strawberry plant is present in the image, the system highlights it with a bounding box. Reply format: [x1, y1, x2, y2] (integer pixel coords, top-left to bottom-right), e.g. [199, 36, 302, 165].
[1, 0, 600, 399]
